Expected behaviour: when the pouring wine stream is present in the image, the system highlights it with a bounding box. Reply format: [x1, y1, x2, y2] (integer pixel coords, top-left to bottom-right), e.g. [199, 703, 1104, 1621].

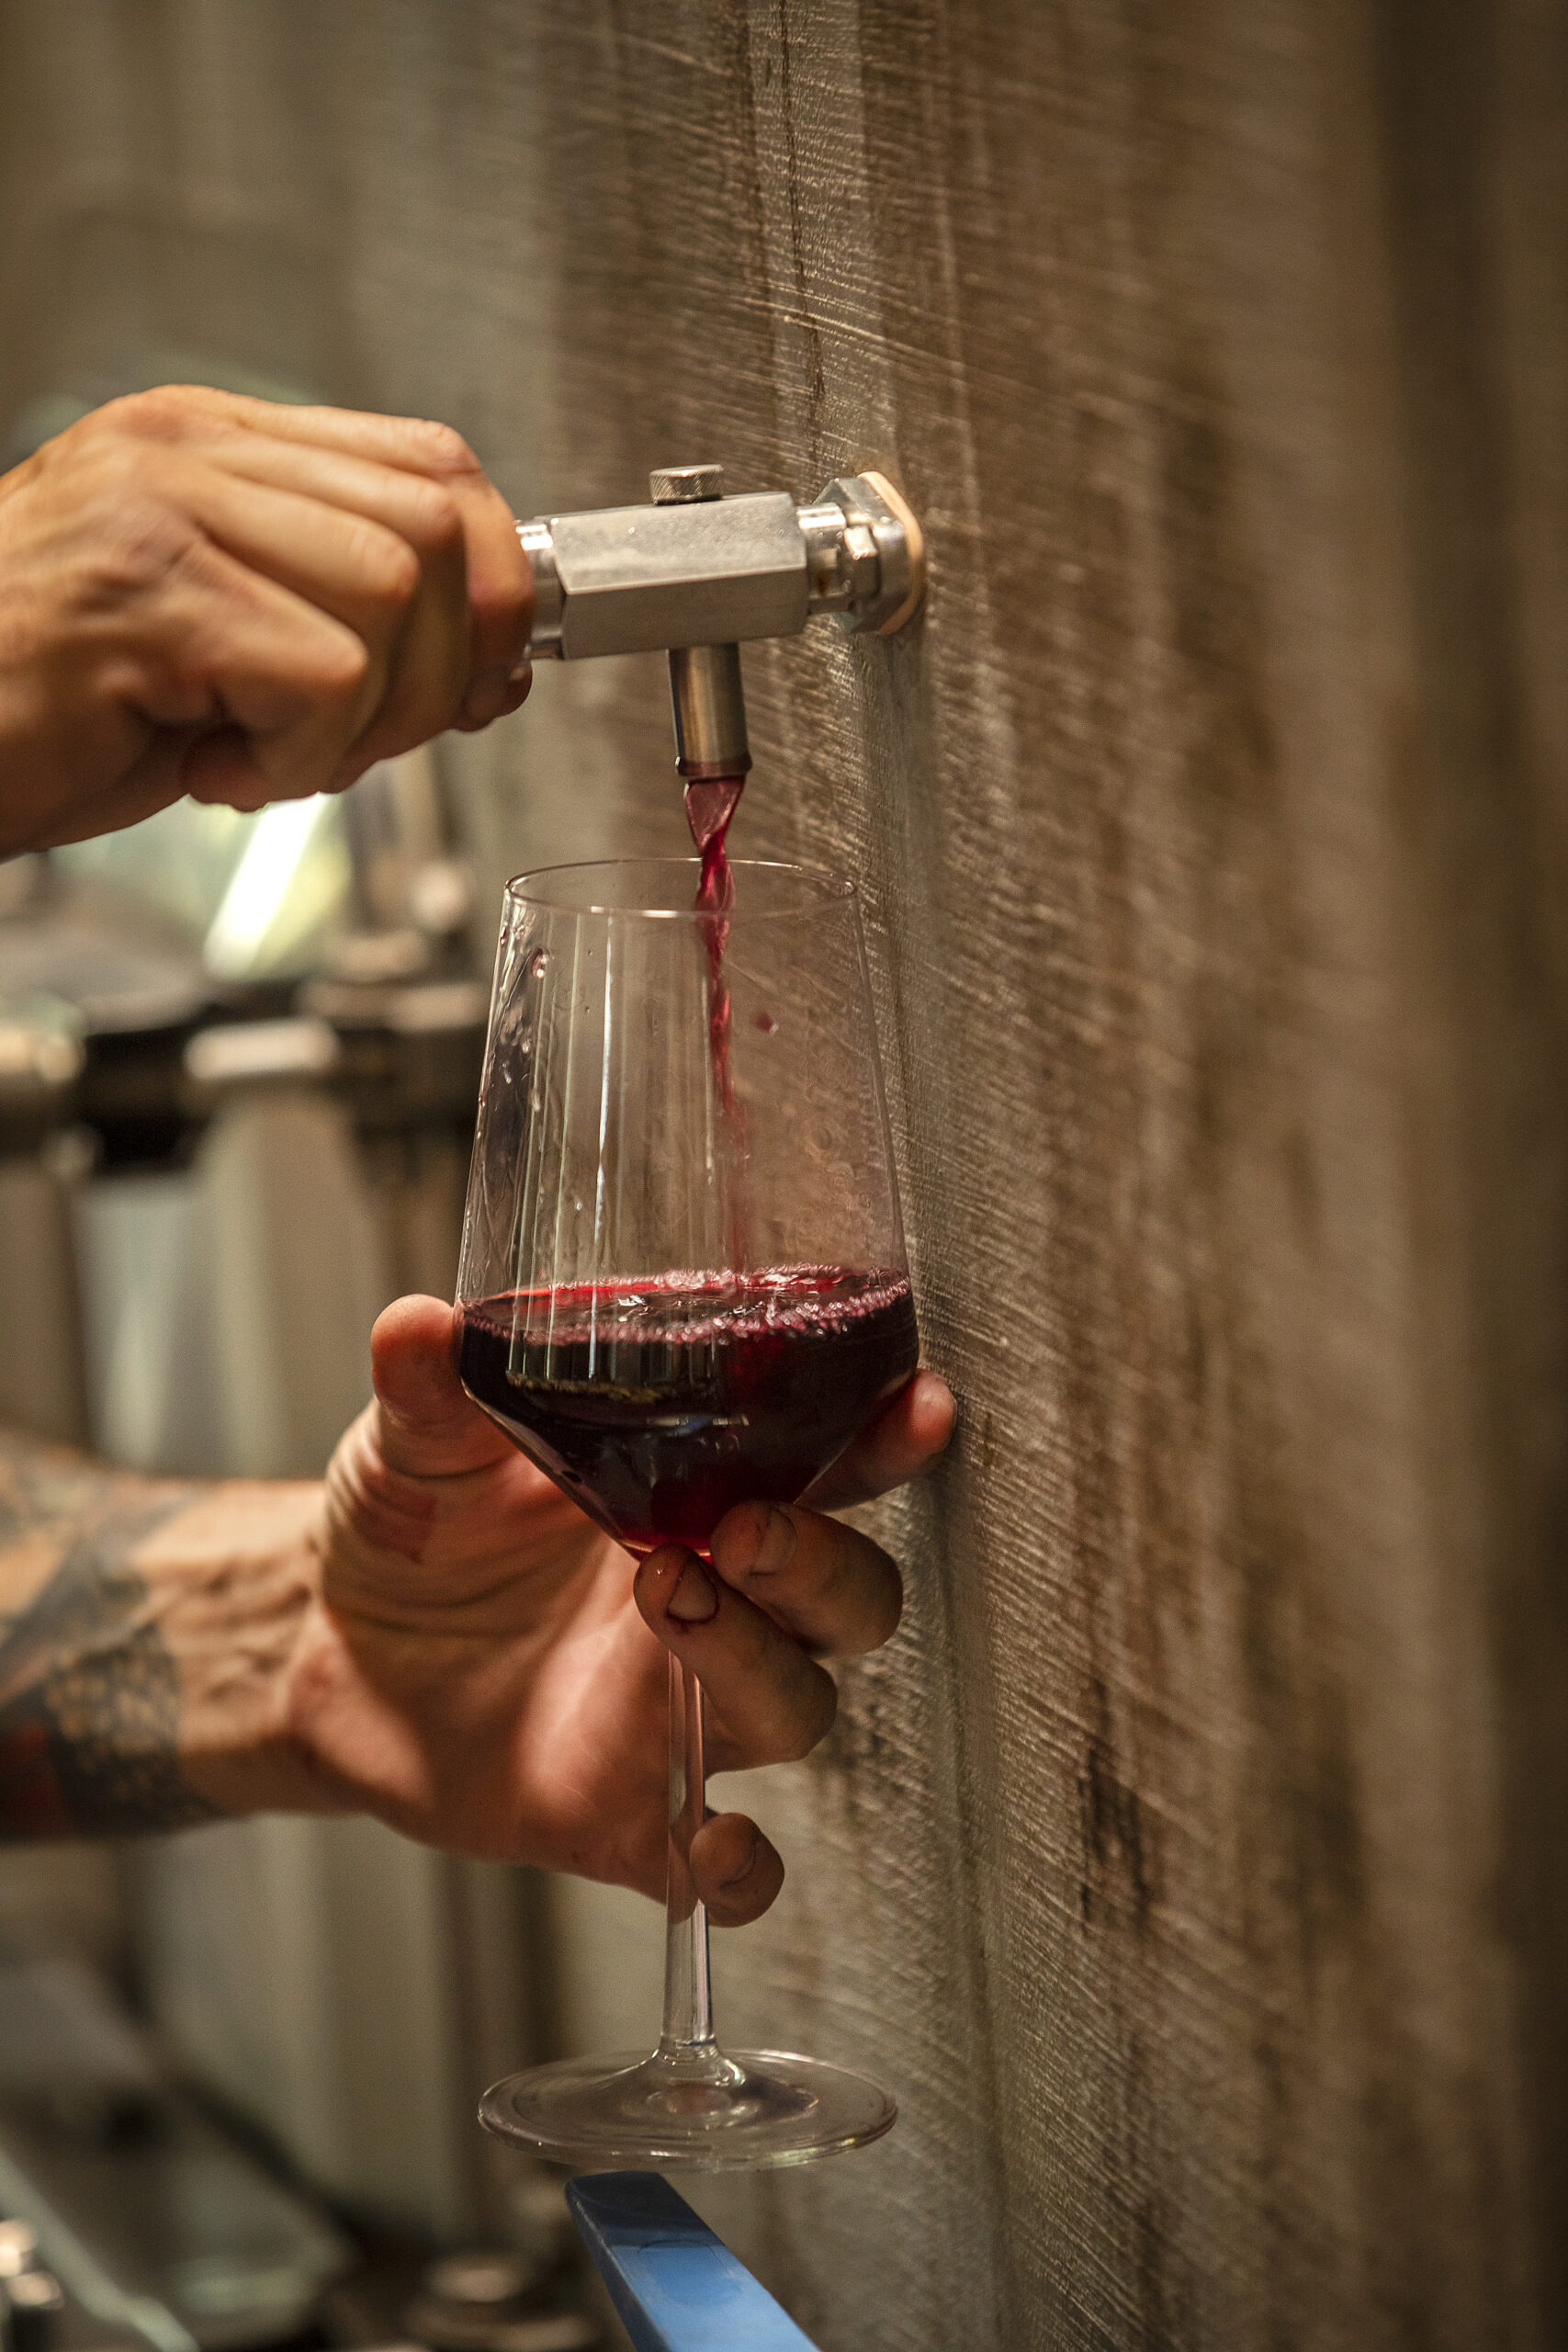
[671, 762, 743, 2081]
[683, 773, 745, 1126]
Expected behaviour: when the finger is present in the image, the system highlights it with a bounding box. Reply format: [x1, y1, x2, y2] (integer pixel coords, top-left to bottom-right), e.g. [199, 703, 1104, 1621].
[709, 1501, 901, 1656]
[369, 1294, 513, 1477]
[196, 429, 469, 553]
[218, 429, 526, 749]
[120, 537, 375, 805]
[633, 1547, 838, 1769]
[108, 386, 483, 484]
[171, 436, 482, 768]
[331, 517, 469, 780]
[326, 1295, 581, 1598]
[450, 652, 532, 733]
[802, 1368, 956, 1511]
[181, 729, 329, 810]
[166, 473, 409, 771]
[439, 471, 533, 705]
[691, 1811, 785, 1928]
[234, 402, 531, 701]
[171, 453, 423, 644]
[134, 391, 533, 692]
[190, 393, 479, 477]
[180, 446, 476, 776]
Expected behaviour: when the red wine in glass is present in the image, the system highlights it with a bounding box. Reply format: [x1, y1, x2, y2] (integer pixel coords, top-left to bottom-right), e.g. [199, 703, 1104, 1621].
[457, 1265, 918, 1555]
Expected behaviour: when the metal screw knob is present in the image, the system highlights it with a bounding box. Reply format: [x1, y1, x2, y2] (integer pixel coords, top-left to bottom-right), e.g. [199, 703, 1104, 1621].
[649, 463, 724, 504]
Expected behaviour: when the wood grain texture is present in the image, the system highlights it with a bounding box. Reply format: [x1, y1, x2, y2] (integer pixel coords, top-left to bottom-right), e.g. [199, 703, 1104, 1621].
[1, 3, 1563, 2343]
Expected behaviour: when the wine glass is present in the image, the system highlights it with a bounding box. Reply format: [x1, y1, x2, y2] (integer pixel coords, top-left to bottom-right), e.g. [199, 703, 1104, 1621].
[455, 857, 918, 2168]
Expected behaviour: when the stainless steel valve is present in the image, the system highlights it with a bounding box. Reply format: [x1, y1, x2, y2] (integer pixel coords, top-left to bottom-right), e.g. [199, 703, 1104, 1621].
[516, 469, 923, 661]
[515, 465, 923, 781]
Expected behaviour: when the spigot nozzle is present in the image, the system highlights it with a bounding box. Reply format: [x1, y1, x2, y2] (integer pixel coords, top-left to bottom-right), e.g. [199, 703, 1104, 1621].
[650, 468, 751, 783]
[667, 644, 751, 781]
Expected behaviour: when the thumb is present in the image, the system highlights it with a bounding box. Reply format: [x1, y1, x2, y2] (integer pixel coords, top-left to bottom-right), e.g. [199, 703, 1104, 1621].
[369, 1294, 512, 1476]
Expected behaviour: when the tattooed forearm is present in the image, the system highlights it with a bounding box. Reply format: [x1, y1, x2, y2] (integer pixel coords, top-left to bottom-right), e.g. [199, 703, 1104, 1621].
[0, 1427, 144, 1548]
[0, 1431, 221, 1838]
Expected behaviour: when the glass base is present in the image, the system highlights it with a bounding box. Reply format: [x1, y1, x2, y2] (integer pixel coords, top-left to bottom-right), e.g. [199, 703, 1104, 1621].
[478, 2041, 897, 2171]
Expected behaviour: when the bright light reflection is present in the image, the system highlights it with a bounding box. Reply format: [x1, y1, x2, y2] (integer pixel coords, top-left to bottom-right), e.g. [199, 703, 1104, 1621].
[202, 796, 333, 980]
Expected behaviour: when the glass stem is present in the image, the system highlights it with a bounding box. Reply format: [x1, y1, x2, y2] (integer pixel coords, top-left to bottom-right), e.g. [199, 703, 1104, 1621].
[660, 1653, 716, 2054]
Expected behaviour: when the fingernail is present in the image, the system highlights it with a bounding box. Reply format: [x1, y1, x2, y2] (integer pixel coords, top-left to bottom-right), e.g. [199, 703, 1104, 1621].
[507, 656, 534, 685]
[666, 1558, 717, 1623]
[719, 1827, 761, 1886]
[739, 1503, 796, 1577]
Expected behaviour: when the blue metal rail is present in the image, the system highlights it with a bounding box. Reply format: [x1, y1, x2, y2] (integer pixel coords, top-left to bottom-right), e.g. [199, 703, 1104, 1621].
[567, 2173, 820, 2352]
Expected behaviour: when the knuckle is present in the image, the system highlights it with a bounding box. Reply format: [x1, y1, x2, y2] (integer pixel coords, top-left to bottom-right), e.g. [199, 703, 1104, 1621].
[310, 627, 371, 702]
[712, 1500, 770, 1580]
[734, 1607, 778, 1678]
[405, 479, 464, 551]
[82, 492, 207, 600]
[361, 526, 423, 609]
[407, 416, 479, 476]
[89, 435, 153, 493]
[92, 384, 209, 443]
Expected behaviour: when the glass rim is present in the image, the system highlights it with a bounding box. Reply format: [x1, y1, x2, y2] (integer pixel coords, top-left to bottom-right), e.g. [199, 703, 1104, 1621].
[501, 856, 858, 922]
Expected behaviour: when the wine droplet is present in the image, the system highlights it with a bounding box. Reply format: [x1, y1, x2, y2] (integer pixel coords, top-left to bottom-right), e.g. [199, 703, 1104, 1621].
[528, 950, 550, 979]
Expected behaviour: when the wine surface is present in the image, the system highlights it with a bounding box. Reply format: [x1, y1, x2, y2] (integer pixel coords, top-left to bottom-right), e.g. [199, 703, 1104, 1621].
[457, 1266, 919, 1554]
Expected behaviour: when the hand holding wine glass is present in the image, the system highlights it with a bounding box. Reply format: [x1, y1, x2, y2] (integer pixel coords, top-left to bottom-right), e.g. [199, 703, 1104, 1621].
[299, 1291, 953, 1918]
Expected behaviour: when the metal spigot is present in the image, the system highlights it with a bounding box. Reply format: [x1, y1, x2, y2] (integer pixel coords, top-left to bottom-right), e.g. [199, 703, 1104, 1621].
[649, 466, 750, 783]
[515, 464, 924, 780]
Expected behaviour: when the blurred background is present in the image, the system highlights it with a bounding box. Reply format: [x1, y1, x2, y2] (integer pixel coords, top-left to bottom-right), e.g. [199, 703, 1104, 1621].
[2, 6, 1566, 2352]
[0, 13, 705, 2348]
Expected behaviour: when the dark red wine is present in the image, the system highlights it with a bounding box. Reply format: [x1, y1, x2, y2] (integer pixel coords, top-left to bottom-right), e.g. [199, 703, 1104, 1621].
[457, 1266, 918, 1555]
